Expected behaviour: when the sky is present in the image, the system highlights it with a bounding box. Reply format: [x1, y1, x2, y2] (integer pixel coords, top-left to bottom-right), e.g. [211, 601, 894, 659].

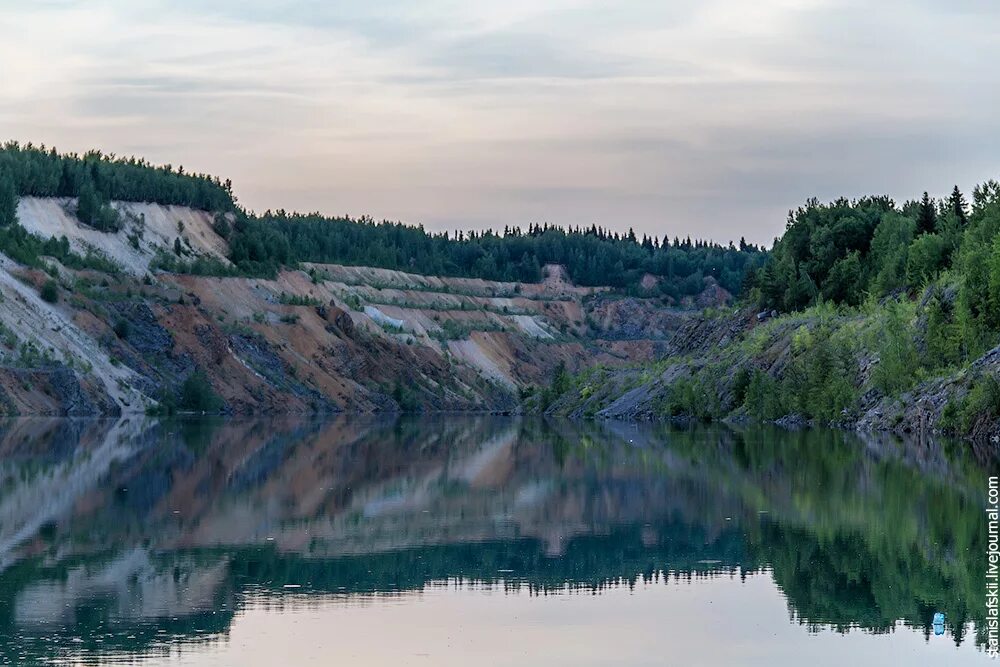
[1, 1, 998, 245]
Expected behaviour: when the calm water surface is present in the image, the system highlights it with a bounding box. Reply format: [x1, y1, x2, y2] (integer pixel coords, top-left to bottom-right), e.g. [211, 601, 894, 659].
[0, 416, 995, 665]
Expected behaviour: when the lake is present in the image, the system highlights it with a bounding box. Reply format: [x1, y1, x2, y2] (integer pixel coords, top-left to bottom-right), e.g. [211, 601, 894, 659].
[0, 416, 995, 665]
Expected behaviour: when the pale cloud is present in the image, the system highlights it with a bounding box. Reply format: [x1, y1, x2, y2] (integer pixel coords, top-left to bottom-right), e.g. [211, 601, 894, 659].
[0, 0, 997, 244]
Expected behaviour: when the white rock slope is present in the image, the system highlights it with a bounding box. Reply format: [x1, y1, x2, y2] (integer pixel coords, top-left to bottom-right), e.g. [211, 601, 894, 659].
[16, 197, 231, 275]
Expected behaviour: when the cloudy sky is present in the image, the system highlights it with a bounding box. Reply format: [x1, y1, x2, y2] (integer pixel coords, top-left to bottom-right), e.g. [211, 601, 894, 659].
[1, 1, 998, 244]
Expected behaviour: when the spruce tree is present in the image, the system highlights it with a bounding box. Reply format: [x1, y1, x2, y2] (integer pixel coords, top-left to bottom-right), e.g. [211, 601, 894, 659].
[948, 185, 968, 225]
[916, 192, 937, 235]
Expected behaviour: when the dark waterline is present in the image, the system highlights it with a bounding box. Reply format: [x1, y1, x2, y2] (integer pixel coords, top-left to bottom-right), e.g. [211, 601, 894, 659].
[0, 416, 995, 665]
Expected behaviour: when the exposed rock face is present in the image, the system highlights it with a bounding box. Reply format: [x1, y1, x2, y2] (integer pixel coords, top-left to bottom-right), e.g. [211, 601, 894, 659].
[687, 277, 733, 309]
[16, 197, 231, 275]
[0, 365, 118, 416]
[319, 304, 355, 337]
[111, 302, 174, 355]
[0, 197, 732, 415]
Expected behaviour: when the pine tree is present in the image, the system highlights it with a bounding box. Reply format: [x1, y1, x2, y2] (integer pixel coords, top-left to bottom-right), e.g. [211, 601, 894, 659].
[916, 192, 936, 235]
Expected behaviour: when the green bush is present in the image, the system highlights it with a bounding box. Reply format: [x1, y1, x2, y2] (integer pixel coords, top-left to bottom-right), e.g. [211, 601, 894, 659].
[870, 300, 918, 395]
[664, 375, 718, 421]
[731, 367, 752, 407]
[921, 289, 961, 371]
[39, 279, 58, 303]
[278, 292, 321, 306]
[957, 375, 1000, 433]
[113, 318, 130, 340]
[178, 370, 223, 413]
[744, 369, 786, 420]
[905, 233, 947, 286]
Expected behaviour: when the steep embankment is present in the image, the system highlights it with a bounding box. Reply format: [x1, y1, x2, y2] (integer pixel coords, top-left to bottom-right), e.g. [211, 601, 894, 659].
[0, 197, 723, 416]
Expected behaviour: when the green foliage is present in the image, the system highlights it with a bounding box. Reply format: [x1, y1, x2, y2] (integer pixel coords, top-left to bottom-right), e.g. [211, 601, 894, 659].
[731, 367, 751, 407]
[985, 235, 1000, 332]
[75, 178, 121, 232]
[750, 180, 1000, 403]
[868, 300, 919, 394]
[0, 141, 235, 211]
[787, 323, 856, 421]
[178, 370, 223, 413]
[664, 374, 720, 421]
[227, 211, 766, 293]
[278, 292, 321, 306]
[212, 213, 231, 239]
[39, 279, 58, 303]
[952, 181, 1000, 358]
[552, 361, 571, 396]
[753, 196, 895, 311]
[536, 361, 572, 412]
[923, 282, 961, 369]
[948, 184, 969, 226]
[378, 320, 404, 334]
[821, 251, 863, 305]
[905, 233, 946, 286]
[741, 321, 856, 422]
[0, 224, 119, 274]
[149, 250, 236, 277]
[744, 370, 786, 420]
[392, 380, 422, 412]
[0, 322, 17, 349]
[340, 292, 363, 311]
[0, 169, 17, 227]
[751, 191, 968, 311]
[113, 318, 130, 340]
[915, 191, 937, 235]
[953, 375, 1000, 434]
[868, 213, 914, 294]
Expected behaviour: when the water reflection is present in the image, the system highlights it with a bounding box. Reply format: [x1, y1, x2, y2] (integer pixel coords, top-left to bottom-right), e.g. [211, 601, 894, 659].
[0, 416, 994, 664]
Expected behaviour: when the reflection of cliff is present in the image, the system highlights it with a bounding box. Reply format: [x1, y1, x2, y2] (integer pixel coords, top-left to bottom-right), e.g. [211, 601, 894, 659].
[0, 415, 993, 662]
[0, 418, 155, 569]
[13, 549, 232, 631]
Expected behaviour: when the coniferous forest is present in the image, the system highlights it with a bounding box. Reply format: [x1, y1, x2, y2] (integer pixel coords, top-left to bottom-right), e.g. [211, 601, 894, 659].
[227, 212, 765, 294]
[0, 143, 765, 296]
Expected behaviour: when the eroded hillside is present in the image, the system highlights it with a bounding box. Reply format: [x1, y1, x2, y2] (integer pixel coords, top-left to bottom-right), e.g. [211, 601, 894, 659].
[0, 197, 722, 415]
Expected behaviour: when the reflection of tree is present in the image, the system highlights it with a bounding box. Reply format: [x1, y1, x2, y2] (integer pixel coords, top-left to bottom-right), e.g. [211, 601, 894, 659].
[757, 522, 976, 644]
[0, 522, 753, 664]
[0, 414, 993, 662]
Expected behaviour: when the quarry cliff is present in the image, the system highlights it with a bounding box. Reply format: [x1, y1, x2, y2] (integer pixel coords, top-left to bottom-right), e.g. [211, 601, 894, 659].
[0, 196, 725, 416]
